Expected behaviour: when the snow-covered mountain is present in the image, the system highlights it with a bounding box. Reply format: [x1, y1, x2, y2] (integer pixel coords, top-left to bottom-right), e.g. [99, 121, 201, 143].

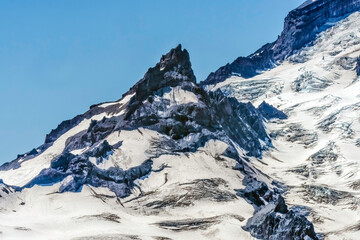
[1, 0, 360, 239]
[0, 43, 317, 240]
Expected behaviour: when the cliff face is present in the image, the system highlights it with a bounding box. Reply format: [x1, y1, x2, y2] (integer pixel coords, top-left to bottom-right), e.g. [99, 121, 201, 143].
[202, 43, 273, 85]
[203, 0, 360, 85]
[124, 44, 196, 103]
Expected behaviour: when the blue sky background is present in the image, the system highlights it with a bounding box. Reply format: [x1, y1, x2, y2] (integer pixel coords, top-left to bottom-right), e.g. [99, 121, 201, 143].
[0, 0, 304, 164]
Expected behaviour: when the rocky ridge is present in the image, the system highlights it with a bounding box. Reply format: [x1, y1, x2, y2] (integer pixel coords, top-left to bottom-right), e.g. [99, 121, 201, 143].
[203, 0, 360, 85]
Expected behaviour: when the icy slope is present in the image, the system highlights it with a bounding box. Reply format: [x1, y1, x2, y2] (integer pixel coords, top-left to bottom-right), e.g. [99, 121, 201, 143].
[211, 11, 360, 240]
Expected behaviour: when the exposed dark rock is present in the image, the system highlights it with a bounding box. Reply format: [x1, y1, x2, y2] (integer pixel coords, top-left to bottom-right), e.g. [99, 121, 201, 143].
[72, 234, 141, 240]
[0, 148, 40, 171]
[45, 102, 124, 146]
[242, 180, 318, 240]
[67, 88, 270, 160]
[288, 165, 311, 178]
[302, 184, 354, 205]
[335, 56, 357, 70]
[45, 115, 84, 144]
[14, 227, 31, 231]
[317, 104, 357, 137]
[274, 0, 360, 60]
[270, 123, 318, 147]
[202, 0, 360, 85]
[236, 178, 270, 207]
[274, 195, 289, 214]
[0, 181, 14, 195]
[23, 168, 67, 188]
[145, 178, 237, 209]
[349, 180, 360, 190]
[0, 159, 22, 171]
[92, 140, 113, 158]
[258, 101, 287, 120]
[0, 104, 124, 172]
[245, 203, 318, 240]
[202, 43, 274, 85]
[51, 152, 76, 171]
[22, 140, 153, 198]
[124, 44, 196, 117]
[88, 120, 98, 132]
[121, 61, 270, 157]
[308, 142, 338, 165]
[156, 216, 220, 232]
[356, 57, 360, 76]
[292, 71, 331, 92]
[153, 237, 173, 240]
[27, 148, 38, 156]
[78, 213, 121, 223]
[235, 166, 317, 240]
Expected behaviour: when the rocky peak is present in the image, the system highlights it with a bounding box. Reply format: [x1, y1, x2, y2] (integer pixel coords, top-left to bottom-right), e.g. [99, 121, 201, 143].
[124, 44, 196, 102]
[159, 44, 196, 82]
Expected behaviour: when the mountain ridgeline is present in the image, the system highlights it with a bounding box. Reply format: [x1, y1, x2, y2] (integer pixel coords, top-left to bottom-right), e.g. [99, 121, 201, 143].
[202, 0, 360, 85]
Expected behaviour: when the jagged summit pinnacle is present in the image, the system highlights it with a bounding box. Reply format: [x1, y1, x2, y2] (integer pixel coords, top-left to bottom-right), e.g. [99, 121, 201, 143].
[159, 44, 196, 83]
[124, 44, 196, 100]
[122, 44, 197, 119]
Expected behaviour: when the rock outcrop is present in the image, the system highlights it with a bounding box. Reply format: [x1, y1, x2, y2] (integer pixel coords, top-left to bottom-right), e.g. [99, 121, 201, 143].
[258, 101, 287, 120]
[236, 167, 318, 240]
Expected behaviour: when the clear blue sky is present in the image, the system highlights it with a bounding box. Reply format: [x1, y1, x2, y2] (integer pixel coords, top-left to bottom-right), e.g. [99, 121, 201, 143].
[0, 0, 304, 164]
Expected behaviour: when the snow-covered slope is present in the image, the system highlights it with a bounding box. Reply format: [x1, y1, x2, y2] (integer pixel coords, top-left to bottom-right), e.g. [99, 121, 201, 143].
[210, 10, 360, 240]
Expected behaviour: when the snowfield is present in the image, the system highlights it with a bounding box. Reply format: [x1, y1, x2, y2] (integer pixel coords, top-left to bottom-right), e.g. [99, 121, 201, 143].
[0, 136, 256, 240]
